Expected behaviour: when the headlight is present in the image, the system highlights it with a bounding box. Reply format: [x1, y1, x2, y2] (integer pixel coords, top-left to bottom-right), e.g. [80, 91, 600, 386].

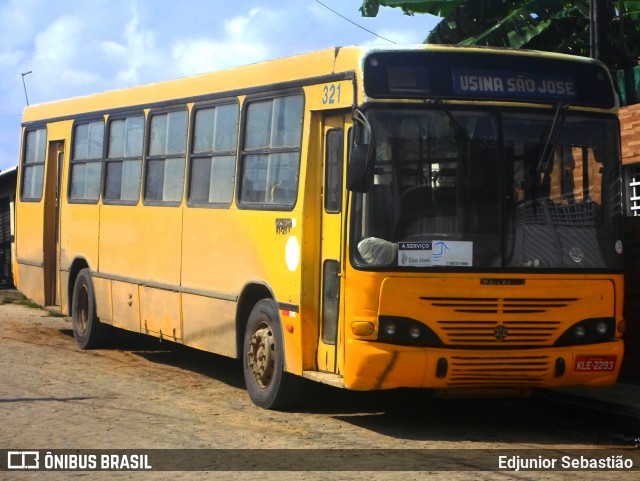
[408, 326, 422, 339]
[383, 321, 397, 336]
[555, 318, 616, 346]
[595, 321, 608, 335]
[377, 316, 443, 347]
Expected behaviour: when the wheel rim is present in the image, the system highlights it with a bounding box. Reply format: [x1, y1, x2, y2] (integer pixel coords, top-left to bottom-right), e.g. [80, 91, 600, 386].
[76, 284, 89, 334]
[248, 322, 275, 388]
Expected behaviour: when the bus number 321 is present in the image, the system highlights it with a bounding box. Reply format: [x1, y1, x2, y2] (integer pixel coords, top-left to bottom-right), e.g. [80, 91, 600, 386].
[322, 84, 341, 104]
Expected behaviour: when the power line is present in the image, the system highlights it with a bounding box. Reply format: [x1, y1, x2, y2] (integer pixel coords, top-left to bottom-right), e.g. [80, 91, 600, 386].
[314, 0, 397, 44]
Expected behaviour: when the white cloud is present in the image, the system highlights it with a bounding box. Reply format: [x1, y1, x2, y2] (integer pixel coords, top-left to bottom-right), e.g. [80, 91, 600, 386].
[225, 7, 261, 37]
[171, 39, 269, 77]
[30, 15, 99, 95]
[0, 50, 23, 69]
[0, 1, 443, 170]
[171, 8, 271, 76]
[33, 15, 82, 65]
[0, 0, 39, 51]
[101, 1, 158, 85]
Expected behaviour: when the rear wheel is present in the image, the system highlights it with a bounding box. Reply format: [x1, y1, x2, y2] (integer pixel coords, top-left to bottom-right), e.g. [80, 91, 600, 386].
[243, 299, 304, 410]
[72, 268, 106, 349]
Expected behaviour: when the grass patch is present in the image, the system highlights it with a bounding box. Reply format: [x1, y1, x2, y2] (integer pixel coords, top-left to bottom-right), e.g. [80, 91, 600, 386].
[13, 299, 41, 309]
[2, 297, 68, 317]
[1, 298, 63, 315]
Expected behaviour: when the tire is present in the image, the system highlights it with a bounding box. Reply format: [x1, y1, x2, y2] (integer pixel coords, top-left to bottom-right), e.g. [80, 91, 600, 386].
[243, 299, 305, 410]
[71, 268, 106, 349]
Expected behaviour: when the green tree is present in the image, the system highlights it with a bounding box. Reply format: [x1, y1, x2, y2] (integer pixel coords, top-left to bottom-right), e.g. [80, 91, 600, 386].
[360, 1, 640, 71]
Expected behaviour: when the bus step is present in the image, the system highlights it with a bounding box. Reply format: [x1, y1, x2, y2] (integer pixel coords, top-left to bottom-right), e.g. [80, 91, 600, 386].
[302, 371, 344, 388]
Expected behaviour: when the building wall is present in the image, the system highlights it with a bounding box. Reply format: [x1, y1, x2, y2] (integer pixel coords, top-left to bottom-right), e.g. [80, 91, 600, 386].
[620, 104, 640, 166]
[0, 169, 16, 286]
[621, 105, 640, 217]
[620, 105, 640, 381]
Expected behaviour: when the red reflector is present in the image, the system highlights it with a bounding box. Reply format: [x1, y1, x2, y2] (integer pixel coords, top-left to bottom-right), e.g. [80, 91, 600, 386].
[574, 355, 616, 372]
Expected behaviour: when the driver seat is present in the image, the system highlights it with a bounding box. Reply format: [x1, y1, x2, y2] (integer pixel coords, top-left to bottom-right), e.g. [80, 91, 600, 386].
[395, 185, 440, 239]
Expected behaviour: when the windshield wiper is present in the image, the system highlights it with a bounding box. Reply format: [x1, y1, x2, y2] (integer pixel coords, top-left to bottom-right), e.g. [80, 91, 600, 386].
[536, 103, 568, 174]
[430, 99, 475, 153]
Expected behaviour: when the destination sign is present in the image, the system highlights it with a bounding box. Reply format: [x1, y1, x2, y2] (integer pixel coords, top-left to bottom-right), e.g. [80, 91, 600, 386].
[452, 69, 577, 102]
[363, 50, 615, 109]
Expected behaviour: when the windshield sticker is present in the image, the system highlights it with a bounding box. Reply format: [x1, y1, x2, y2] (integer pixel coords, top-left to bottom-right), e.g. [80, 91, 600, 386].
[433, 241, 473, 267]
[399, 241, 473, 267]
[398, 242, 432, 267]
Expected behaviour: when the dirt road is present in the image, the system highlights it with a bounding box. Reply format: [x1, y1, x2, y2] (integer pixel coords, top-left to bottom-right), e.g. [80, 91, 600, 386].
[1, 302, 638, 480]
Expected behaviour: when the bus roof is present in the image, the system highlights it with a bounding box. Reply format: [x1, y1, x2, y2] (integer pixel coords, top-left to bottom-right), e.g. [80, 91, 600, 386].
[22, 45, 613, 125]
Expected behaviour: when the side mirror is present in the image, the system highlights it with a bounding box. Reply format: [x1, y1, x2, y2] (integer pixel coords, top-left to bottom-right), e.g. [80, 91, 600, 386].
[346, 143, 376, 193]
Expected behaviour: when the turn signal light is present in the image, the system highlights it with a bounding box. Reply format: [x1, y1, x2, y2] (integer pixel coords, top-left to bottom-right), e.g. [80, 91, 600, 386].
[351, 321, 375, 336]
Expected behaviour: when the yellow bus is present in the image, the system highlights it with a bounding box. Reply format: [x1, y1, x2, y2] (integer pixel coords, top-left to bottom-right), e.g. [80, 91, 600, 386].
[15, 46, 625, 409]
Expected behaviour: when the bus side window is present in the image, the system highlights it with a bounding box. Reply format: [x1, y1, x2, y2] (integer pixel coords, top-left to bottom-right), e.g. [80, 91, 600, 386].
[21, 128, 47, 201]
[189, 102, 238, 206]
[104, 114, 144, 204]
[239, 94, 303, 208]
[145, 109, 187, 204]
[325, 128, 343, 213]
[70, 119, 104, 202]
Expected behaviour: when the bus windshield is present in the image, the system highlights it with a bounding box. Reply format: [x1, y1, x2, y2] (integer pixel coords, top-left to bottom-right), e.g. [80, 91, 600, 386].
[352, 107, 623, 271]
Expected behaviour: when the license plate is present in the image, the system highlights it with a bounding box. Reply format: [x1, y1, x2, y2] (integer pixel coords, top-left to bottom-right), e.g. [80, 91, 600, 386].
[574, 355, 616, 372]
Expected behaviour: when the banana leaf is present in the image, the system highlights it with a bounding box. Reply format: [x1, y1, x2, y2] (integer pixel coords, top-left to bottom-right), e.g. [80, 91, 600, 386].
[360, 0, 463, 17]
[360, 0, 640, 69]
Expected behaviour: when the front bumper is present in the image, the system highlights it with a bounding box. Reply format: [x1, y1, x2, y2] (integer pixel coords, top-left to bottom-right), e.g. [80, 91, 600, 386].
[343, 339, 623, 391]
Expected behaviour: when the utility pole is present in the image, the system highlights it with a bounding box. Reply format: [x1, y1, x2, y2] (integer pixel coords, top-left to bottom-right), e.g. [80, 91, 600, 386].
[21, 71, 32, 106]
[589, 0, 598, 60]
[589, 0, 615, 65]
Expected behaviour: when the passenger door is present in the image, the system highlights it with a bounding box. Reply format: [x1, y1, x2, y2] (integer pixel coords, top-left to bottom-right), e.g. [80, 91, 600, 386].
[43, 141, 63, 306]
[316, 113, 348, 373]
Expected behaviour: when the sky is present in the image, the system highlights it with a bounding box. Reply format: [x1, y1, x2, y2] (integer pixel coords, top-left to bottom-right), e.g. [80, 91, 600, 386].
[0, 0, 440, 171]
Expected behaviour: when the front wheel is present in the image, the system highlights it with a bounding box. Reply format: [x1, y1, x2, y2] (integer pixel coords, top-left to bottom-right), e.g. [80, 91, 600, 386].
[71, 268, 106, 349]
[243, 299, 304, 410]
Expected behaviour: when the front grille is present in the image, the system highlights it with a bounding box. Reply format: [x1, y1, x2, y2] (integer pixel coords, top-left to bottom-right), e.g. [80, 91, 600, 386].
[422, 297, 576, 346]
[437, 320, 561, 344]
[448, 354, 552, 386]
[423, 297, 577, 314]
